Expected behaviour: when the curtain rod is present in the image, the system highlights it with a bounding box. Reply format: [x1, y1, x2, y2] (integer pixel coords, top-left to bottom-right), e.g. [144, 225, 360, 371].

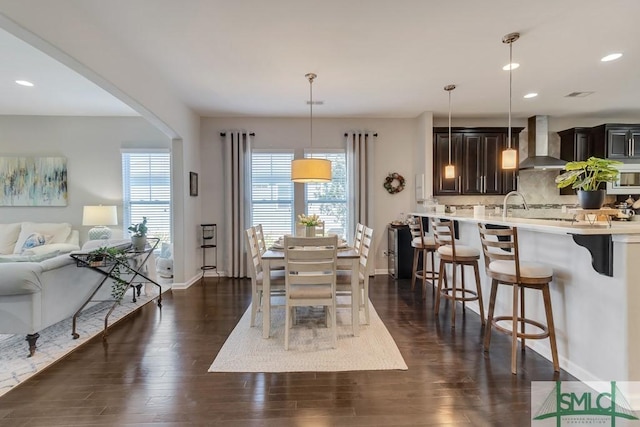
[344, 133, 378, 137]
[219, 132, 255, 137]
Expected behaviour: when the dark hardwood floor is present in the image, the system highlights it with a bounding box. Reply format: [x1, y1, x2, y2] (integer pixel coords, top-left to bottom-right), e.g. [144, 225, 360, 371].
[0, 275, 574, 426]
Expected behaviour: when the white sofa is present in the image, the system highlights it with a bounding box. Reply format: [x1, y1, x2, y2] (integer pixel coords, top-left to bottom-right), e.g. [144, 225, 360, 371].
[0, 222, 129, 356]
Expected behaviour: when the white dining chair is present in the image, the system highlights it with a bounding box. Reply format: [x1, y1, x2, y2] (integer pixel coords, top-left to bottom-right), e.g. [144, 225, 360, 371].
[353, 222, 365, 253]
[336, 226, 374, 324]
[245, 227, 285, 327]
[283, 235, 338, 350]
[255, 224, 268, 255]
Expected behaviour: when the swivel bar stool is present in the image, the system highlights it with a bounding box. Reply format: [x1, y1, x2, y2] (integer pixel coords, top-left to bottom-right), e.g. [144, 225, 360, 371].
[408, 216, 438, 298]
[431, 218, 484, 328]
[478, 223, 559, 374]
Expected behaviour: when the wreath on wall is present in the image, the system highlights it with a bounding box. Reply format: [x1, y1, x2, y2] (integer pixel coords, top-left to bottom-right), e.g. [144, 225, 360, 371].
[383, 172, 405, 194]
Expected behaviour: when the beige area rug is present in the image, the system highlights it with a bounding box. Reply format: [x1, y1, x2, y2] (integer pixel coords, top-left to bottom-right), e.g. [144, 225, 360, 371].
[0, 283, 171, 398]
[209, 298, 408, 372]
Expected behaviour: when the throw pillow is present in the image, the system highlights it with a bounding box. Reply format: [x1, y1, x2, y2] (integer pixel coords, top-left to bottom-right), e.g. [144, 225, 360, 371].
[13, 222, 72, 254]
[20, 233, 52, 253]
[0, 223, 22, 255]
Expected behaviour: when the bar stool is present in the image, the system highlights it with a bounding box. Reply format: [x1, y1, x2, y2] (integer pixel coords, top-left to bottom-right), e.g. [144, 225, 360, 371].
[478, 223, 559, 374]
[408, 216, 438, 298]
[431, 218, 484, 328]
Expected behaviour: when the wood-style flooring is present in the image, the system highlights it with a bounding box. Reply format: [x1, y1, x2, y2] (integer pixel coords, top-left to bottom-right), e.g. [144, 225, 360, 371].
[0, 275, 574, 426]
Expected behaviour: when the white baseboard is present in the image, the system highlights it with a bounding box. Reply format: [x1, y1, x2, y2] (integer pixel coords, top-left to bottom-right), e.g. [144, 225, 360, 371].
[171, 273, 202, 290]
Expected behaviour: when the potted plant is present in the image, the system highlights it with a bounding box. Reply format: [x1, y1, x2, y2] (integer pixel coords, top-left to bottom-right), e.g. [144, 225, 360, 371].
[128, 217, 148, 251]
[555, 157, 622, 209]
[89, 246, 130, 300]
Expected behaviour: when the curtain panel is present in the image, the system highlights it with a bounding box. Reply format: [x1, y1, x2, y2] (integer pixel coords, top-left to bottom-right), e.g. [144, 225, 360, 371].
[223, 131, 252, 278]
[346, 132, 375, 242]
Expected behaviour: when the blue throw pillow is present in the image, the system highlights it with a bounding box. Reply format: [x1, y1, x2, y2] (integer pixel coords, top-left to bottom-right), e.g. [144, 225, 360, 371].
[21, 232, 51, 253]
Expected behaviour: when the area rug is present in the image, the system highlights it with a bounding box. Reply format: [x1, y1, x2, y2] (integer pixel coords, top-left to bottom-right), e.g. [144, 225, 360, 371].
[209, 299, 408, 372]
[0, 284, 170, 398]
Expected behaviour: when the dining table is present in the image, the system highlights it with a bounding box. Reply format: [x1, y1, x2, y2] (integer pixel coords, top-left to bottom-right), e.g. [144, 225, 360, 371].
[260, 244, 361, 339]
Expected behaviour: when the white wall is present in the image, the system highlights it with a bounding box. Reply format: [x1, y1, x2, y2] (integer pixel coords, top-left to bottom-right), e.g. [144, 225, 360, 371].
[201, 117, 420, 274]
[0, 116, 169, 242]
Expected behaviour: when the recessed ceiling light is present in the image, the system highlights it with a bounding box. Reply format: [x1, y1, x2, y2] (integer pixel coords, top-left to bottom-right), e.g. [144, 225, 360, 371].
[502, 63, 520, 71]
[601, 53, 622, 62]
[523, 93, 538, 99]
[15, 80, 34, 87]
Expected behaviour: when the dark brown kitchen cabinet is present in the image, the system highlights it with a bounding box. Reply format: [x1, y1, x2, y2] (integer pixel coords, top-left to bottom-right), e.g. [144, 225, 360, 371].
[559, 127, 598, 162]
[433, 132, 462, 194]
[558, 127, 603, 195]
[591, 124, 640, 160]
[433, 127, 523, 196]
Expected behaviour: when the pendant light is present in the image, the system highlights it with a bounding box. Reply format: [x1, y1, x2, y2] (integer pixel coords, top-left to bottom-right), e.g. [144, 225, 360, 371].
[444, 84, 456, 179]
[501, 32, 520, 170]
[291, 73, 332, 183]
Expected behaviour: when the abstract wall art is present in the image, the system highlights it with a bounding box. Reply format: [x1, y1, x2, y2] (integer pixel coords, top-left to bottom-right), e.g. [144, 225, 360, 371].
[0, 157, 68, 206]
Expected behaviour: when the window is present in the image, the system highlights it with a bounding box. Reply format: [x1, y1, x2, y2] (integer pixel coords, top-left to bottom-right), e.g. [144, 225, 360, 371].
[305, 151, 347, 238]
[121, 151, 171, 243]
[250, 151, 294, 245]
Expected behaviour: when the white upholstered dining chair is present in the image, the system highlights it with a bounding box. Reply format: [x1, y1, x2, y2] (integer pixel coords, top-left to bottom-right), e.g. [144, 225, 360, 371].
[283, 235, 338, 350]
[245, 227, 285, 327]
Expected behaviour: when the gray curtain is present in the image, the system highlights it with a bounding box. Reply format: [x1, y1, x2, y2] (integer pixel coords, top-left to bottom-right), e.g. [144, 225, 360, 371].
[346, 132, 375, 240]
[223, 131, 252, 278]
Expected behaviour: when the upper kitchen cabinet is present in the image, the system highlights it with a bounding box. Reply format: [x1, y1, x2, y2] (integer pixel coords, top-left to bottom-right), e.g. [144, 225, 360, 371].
[559, 127, 602, 162]
[591, 124, 640, 161]
[433, 132, 462, 194]
[558, 127, 602, 195]
[433, 127, 523, 196]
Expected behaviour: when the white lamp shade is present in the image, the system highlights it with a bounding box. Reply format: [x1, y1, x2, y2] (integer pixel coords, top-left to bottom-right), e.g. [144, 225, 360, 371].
[501, 148, 518, 170]
[444, 164, 456, 179]
[83, 205, 118, 226]
[291, 158, 332, 183]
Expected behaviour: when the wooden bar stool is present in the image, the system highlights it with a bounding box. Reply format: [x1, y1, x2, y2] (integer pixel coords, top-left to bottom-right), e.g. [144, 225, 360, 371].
[408, 216, 438, 298]
[478, 223, 559, 374]
[431, 218, 484, 328]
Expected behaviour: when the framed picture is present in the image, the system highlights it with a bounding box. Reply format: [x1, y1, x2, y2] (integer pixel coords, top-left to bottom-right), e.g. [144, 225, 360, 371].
[0, 156, 68, 206]
[190, 172, 198, 197]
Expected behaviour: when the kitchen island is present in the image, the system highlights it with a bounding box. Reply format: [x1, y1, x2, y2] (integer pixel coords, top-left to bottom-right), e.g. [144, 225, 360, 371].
[411, 210, 640, 382]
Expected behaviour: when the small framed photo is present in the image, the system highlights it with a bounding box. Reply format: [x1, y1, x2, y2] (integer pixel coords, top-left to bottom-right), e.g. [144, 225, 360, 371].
[190, 172, 198, 197]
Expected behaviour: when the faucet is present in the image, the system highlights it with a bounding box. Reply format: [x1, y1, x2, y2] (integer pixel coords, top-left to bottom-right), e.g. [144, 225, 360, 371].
[502, 191, 529, 218]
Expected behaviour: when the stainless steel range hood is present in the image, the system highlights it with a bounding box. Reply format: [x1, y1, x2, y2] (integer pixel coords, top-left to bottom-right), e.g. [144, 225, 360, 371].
[518, 115, 567, 170]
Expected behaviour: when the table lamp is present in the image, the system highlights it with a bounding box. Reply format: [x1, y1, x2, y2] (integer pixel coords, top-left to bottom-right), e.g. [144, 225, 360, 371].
[83, 205, 118, 240]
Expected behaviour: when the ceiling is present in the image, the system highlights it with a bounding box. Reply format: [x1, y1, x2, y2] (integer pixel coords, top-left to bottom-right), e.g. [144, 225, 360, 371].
[1, 0, 640, 120]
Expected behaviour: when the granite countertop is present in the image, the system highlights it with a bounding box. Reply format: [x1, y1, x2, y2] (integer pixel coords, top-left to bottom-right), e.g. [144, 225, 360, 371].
[411, 210, 640, 236]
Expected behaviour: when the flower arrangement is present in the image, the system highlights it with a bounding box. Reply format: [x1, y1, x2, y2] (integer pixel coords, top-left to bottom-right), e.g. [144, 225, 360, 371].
[298, 213, 321, 227]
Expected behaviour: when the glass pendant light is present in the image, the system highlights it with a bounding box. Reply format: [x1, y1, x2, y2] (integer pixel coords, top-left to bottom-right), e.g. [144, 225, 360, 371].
[291, 73, 332, 183]
[501, 32, 520, 170]
[444, 84, 456, 179]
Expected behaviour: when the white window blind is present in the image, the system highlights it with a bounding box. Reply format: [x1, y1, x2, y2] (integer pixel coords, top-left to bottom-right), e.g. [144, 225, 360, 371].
[305, 151, 348, 239]
[250, 151, 294, 245]
[122, 151, 171, 243]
